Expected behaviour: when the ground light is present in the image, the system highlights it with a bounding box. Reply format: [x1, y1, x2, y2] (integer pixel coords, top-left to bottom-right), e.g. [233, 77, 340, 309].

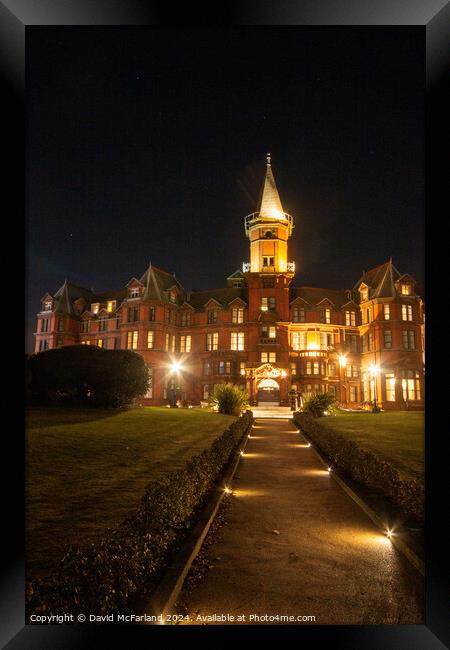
[385, 529, 394, 539]
[327, 466, 332, 472]
[224, 486, 232, 494]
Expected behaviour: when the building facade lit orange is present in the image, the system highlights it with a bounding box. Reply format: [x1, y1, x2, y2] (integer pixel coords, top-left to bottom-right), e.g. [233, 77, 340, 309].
[34, 156, 424, 410]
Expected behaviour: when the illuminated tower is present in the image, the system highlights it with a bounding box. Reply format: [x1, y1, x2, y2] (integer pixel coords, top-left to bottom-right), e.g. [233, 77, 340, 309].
[244, 153, 294, 274]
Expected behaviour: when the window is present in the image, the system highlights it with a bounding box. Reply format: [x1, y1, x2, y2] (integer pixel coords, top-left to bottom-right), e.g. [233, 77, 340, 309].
[231, 307, 244, 323]
[171, 335, 176, 352]
[261, 352, 276, 363]
[203, 362, 211, 375]
[147, 331, 154, 349]
[262, 277, 275, 288]
[261, 297, 268, 311]
[91, 303, 100, 315]
[43, 300, 52, 312]
[401, 284, 411, 295]
[127, 331, 138, 350]
[107, 300, 116, 313]
[292, 306, 305, 322]
[97, 339, 105, 348]
[262, 256, 274, 267]
[320, 308, 331, 324]
[57, 318, 65, 332]
[39, 339, 49, 351]
[360, 288, 368, 302]
[290, 362, 297, 375]
[402, 304, 413, 321]
[218, 361, 232, 375]
[403, 330, 416, 350]
[362, 335, 366, 353]
[145, 366, 153, 398]
[181, 311, 191, 326]
[233, 282, 242, 288]
[346, 334, 358, 352]
[262, 326, 276, 340]
[269, 297, 276, 311]
[113, 337, 120, 350]
[128, 307, 139, 323]
[383, 304, 390, 320]
[385, 373, 396, 401]
[366, 308, 371, 324]
[99, 318, 107, 332]
[129, 287, 140, 298]
[207, 332, 218, 351]
[368, 331, 374, 351]
[56, 336, 63, 348]
[349, 386, 357, 403]
[165, 333, 170, 351]
[328, 362, 337, 377]
[231, 332, 245, 351]
[401, 370, 421, 401]
[148, 306, 155, 321]
[345, 310, 356, 326]
[164, 309, 170, 324]
[180, 335, 191, 353]
[207, 310, 218, 324]
[41, 319, 50, 333]
[345, 364, 359, 378]
[240, 361, 246, 376]
[383, 329, 392, 349]
[203, 385, 210, 400]
[169, 290, 176, 303]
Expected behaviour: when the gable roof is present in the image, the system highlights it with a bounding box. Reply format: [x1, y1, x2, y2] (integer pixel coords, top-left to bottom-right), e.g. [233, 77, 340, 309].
[187, 287, 248, 311]
[140, 264, 186, 303]
[353, 260, 403, 299]
[291, 286, 356, 309]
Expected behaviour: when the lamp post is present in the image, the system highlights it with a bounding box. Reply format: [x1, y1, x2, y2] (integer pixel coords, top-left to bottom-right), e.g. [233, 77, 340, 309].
[368, 363, 380, 412]
[339, 354, 347, 406]
[169, 360, 183, 408]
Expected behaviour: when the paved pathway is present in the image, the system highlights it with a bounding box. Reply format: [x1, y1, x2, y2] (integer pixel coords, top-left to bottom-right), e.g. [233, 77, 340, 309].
[180, 417, 424, 625]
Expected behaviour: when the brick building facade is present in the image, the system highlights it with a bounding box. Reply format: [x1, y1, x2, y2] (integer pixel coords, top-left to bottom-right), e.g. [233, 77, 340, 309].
[34, 156, 424, 410]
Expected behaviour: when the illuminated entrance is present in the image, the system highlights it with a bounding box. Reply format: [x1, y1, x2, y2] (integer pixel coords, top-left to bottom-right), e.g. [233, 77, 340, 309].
[257, 377, 280, 405]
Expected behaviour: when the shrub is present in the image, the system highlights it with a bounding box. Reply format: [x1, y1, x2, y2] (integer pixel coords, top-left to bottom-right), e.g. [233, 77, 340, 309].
[26, 411, 253, 617]
[301, 391, 337, 417]
[293, 412, 424, 523]
[209, 383, 249, 416]
[28, 345, 149, 408]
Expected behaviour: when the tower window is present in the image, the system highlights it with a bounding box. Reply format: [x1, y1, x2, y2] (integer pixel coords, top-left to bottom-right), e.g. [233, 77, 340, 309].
[262, 257, 275, 267]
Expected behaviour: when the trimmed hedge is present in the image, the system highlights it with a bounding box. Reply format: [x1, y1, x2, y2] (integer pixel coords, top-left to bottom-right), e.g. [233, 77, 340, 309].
[293, 412, 424, 523]
[26, 410, 253, 617]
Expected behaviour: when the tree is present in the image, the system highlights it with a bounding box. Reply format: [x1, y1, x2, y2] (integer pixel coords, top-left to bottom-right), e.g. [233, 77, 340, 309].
[28, 345, 149, 407]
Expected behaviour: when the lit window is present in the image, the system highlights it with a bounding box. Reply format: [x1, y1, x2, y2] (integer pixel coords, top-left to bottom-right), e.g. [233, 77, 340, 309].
[203, 362, 211, 375]
[107, 300, 116, 313]
[360, 288, 368, 302]
[261, 352, 276, 363]
[129, 287, 140, 298]
[261, 297, 268, 311]
[290, 362, 297, 375]
[43, 300, 52, 312]
[231, 307, 244, 323]
[165, 333, 170, 351]
[181, 311, 191, 326]
[240, 361, 246, 376]
[402, 370, 421, 401]
[207, 332, 218, 351]
[171, 335, 176, 352]
[91, 303, 100, 315]
[349, 386, 357, 402]
[231, 332, 245, 351]
[147, 331, 154, 349]
[383, 304, 390, 320]
[385, 373, 396, 401]
[180, 335, 191, 353]
[127, 331, 138, 350]
[97, 339, 105, 348]
[402, 304, 413, 321]
[169, 291, 176, 303]
[383, 329, 392, 349]
[401, 284, 411, 295]
[345, 310, 356, 326]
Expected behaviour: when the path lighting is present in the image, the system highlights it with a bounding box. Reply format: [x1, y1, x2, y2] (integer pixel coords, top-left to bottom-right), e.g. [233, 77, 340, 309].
[224, 486, 232, 494]
[306, 443, 311, 448]
[327, 466, 332, 472]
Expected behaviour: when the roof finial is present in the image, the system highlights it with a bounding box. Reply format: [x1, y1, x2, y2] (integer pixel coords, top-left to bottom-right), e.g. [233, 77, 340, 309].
[266, 152, 271, 165]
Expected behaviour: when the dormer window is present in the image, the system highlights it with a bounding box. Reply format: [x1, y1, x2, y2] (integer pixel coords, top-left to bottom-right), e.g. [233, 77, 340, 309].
[107, 300, 116, 313]
[360, 289, 368, 302]
[401, 284, 411, 296]
[207, 310, 218, 324]
[169, 290, 176, 303]
[129, 287, 140, 299]
[91, 303, 100, 315]
[43, 300, 52, 312]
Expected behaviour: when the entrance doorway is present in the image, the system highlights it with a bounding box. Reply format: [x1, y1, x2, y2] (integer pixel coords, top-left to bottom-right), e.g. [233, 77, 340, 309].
[257, 378, 280, 405]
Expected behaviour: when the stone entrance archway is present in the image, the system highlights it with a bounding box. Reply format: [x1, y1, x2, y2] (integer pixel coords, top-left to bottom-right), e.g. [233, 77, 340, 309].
[257, 377, 280, 405]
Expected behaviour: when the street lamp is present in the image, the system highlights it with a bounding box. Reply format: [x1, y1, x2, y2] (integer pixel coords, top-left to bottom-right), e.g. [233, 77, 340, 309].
[169, 360, 183, 407]
[368, 363, 380, 412]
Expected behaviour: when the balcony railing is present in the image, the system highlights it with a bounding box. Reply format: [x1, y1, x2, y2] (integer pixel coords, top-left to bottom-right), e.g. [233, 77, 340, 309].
[244, 211, 294, 236]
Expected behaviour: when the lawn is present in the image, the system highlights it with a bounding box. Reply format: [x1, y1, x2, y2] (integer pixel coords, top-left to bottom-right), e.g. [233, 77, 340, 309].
[324, 411, 424, 481]
[26, 407, 236, 582]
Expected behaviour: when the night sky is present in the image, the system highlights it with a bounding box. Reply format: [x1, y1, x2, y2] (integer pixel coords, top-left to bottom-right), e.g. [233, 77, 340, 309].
[26, 27, 424, 352]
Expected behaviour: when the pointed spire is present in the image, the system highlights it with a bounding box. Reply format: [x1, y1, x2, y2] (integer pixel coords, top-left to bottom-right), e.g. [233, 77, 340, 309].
[259, 154, 284, 219]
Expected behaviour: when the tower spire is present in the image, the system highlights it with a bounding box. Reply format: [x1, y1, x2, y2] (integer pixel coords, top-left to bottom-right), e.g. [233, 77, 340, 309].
[259, 154, 284, 219]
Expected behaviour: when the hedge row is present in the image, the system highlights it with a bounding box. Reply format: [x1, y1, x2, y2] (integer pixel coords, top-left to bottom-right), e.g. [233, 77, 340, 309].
[26, 410, 253, 618]
[293, 412, 424, 523]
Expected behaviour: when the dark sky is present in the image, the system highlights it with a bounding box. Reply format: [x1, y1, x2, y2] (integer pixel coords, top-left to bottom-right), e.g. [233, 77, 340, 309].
[26, 27, 424, 352]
